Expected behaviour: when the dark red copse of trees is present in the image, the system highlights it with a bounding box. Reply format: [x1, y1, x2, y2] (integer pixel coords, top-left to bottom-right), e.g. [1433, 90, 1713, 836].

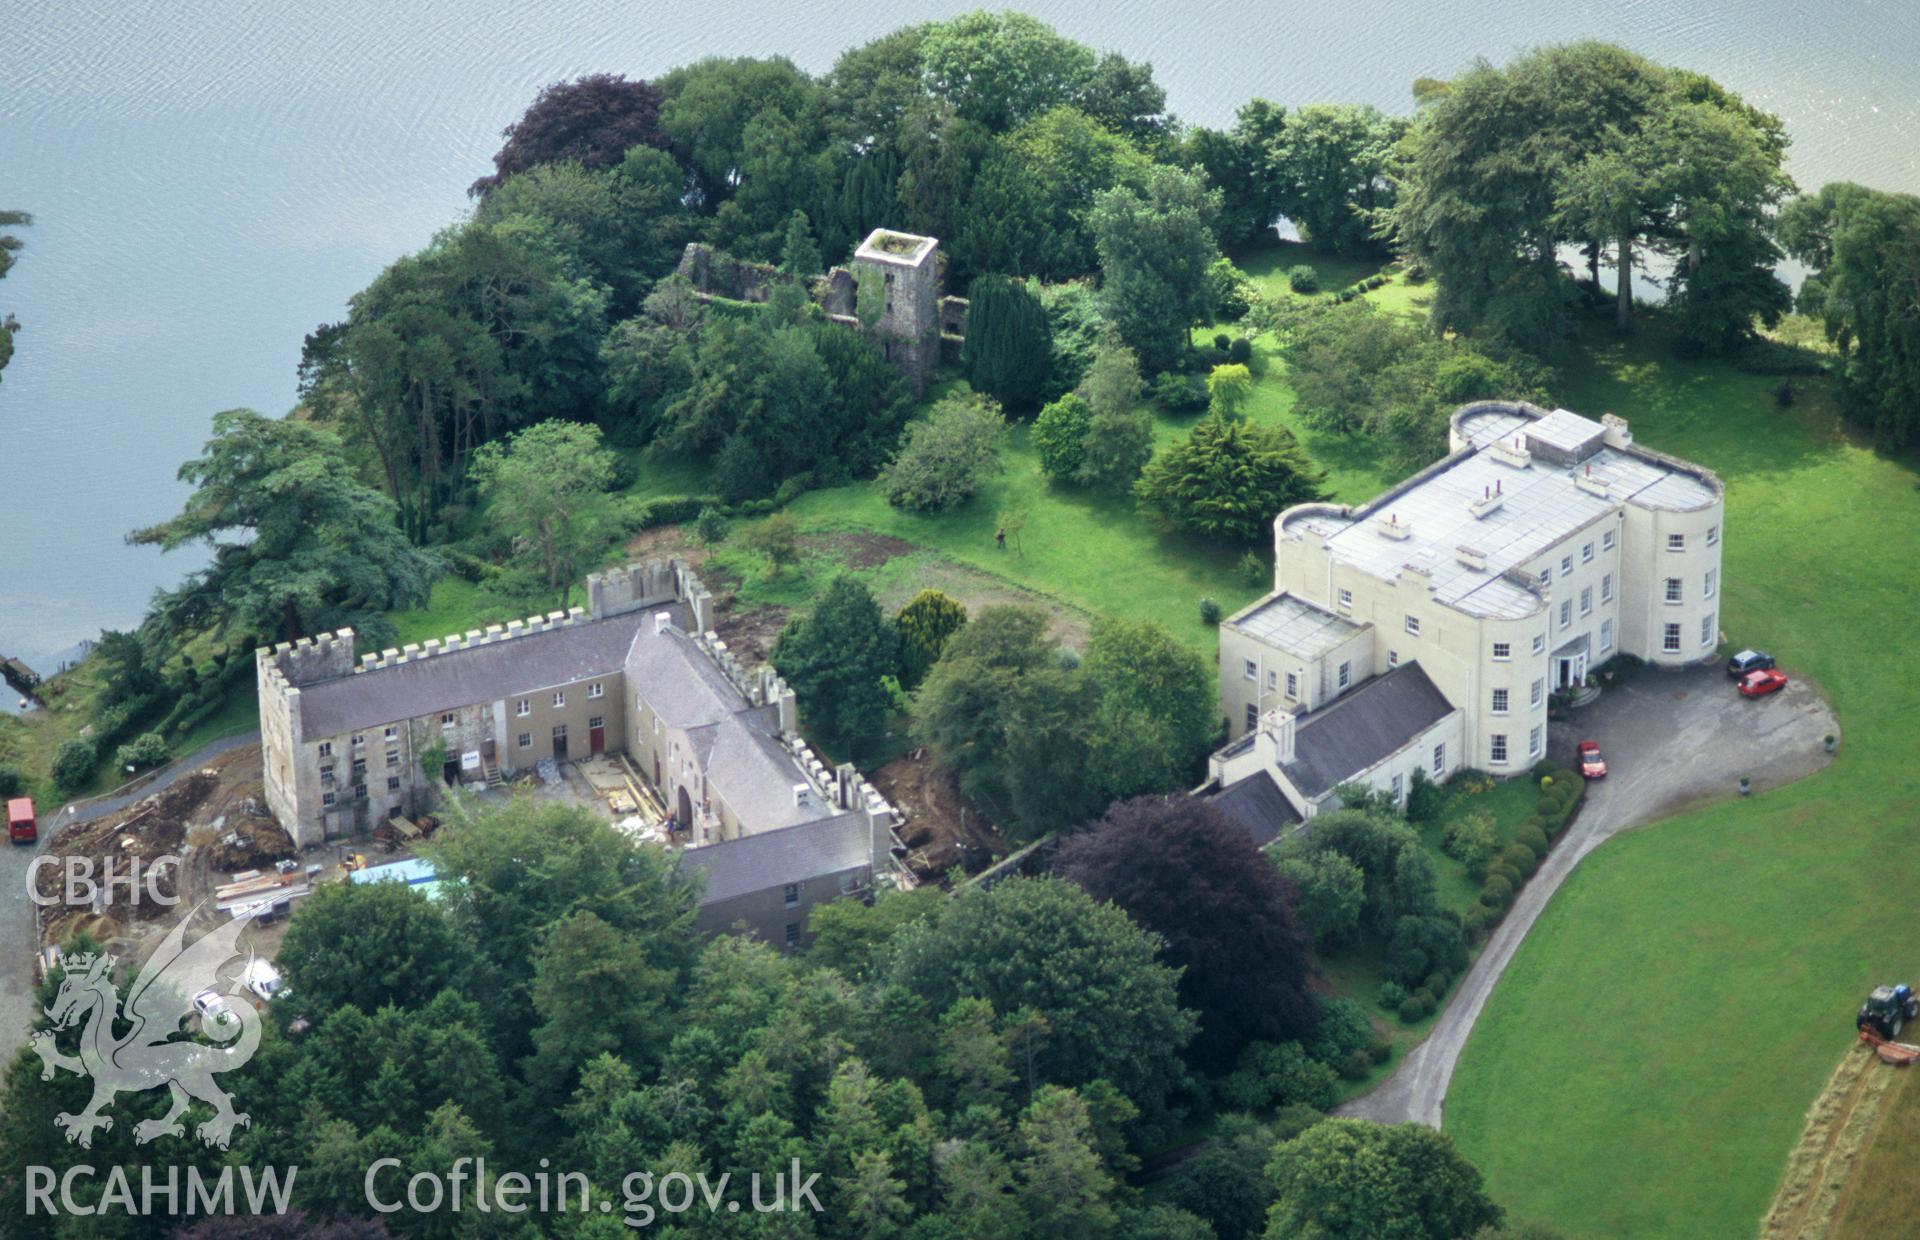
[1057, 794, 1319, 1066]
[472, 73, 668, 196]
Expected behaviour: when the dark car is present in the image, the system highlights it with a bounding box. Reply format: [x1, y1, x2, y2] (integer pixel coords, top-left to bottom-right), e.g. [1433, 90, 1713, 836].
[1727, 649, 1775, 679]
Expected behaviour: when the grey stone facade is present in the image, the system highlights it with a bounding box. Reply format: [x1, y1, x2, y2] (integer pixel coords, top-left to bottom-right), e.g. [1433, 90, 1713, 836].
[256, 560, 906, 945]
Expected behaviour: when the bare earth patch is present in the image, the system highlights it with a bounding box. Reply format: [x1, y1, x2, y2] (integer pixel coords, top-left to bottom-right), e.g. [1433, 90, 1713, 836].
[870, 748, 1009, 883]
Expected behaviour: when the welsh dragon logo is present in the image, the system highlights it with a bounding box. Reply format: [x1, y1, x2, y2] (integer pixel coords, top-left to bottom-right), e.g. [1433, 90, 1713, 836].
[30, 910, 260, 1149]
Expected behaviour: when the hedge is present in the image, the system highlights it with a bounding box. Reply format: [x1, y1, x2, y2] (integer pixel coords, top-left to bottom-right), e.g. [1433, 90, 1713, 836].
[632, 496, 720, 531]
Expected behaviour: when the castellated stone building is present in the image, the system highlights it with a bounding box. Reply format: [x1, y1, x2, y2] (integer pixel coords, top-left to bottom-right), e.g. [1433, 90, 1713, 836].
[1205, 402, 1725, 837]
[256, 560, 903, 946]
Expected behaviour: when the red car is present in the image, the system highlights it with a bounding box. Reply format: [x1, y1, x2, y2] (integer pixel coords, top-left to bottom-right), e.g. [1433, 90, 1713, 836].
[1739, 668, 1789, 698]
[1577, 740, 1607, 779]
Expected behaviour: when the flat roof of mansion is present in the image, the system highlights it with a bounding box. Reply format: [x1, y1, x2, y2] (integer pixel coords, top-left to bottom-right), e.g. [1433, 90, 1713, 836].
[1282, 405, 1719, 621]
[1225, 592, 1363, 657]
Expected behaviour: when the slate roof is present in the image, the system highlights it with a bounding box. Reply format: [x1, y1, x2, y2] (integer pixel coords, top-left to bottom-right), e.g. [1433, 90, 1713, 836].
[681, 813, 874, 904]
[296, 613, 647, 738]
[1206, 770, 1301, 847]
[1283, 663, 1457, 799]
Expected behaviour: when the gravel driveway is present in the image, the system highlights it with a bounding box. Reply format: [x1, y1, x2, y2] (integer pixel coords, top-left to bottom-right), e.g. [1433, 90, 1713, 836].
[1340, 663, 1836, 1128]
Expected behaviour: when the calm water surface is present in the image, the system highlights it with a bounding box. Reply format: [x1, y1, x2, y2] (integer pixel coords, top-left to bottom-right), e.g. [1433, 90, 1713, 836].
[1, 0, 1915, 684]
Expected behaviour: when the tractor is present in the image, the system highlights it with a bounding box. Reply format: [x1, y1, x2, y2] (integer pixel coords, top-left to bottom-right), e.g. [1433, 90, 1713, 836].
[1857, 984, 1919, 1040]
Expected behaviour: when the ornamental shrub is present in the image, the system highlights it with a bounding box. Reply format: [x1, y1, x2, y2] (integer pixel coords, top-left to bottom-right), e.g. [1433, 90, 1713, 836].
[1307, 995, 1372, 1067]
[114, 732, 169, 773]
[53, 738, 96, 790]
[1033, 393, 1095, 481]
[1501, 842, 1539, 878]
[1514, 823, 1549, 856]
[1227, 336, 1253, 365]
[1287, 264, 1320, 294]
[1340, 1049, 1373, 1080]
[1378, 981, 1408, 1011]
[1150, 371, 1209, 414]
[1199, 597, 1223, 625]
[1368, 1040, 1392, 1065]
[1488, 862, 1522, 889]
[1480, 874, 1514, 908]
[1423, 971, 1451, 997]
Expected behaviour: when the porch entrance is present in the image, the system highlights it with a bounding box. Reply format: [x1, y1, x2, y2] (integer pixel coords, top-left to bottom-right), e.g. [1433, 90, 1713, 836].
[1553, 635, 1592, 691]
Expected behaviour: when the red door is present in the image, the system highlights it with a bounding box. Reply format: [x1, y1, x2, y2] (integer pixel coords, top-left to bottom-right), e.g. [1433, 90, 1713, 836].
[589, 717, 605, 755]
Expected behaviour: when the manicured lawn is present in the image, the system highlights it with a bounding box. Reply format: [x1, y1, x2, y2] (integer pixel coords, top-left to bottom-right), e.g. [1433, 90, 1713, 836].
[1443, 319, 1920, 1238]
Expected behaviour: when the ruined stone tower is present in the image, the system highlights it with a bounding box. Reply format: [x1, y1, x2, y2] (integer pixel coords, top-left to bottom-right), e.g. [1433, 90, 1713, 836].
[852, 228, 941, 394]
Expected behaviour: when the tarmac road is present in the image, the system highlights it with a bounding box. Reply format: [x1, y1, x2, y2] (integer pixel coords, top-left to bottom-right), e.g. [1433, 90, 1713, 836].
[1339, 664, 1837, 1128]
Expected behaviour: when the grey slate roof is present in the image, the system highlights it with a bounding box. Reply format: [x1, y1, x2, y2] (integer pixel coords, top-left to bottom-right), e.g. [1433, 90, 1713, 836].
[1206, 770, 1301, 847]
[296, 613, 647, 738]
[1283, 663, 1457, 799]
[625, 627, 748, 730]
[682, 813, 874, 904]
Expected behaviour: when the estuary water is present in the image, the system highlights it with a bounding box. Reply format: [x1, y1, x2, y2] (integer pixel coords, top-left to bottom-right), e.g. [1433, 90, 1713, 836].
[2, 0, 1916, 687]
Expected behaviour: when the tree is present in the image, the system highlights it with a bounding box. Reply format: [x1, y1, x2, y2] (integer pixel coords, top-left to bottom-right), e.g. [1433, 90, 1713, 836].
[130, 410, 441, 647]
[0, 209, 28, 382]
[740, 512, 801, 576]
[805, 886, 945, 983]
[1092, 167, 1222, 374]
[1280, 300, 1552, 468]
[1264, 1118, 1503, 1239]
[912, 605, 1057, 780]
[1016, 1086, 1118, 1238]
[772, 576, 900, 759]
[1033, 393, 1094, 481]
[1261, 104, 1406, 254]
[52, 738, 95, 791]
[424, 798, 699, 1065]
[918, 12, 1097, 132]
[658, 56, 820, 212]
[1780, 182, 1920, 445]
[469, 420, 616, 610]
[1393, 43, 1789, 356]
[1079, 335, 1144, 418]
[1077, 405, 1155, 491]
[896, 589, 969, 688]
[1058, 796, 1318, 1064]
[780, 209, 824, 280]
[1275, 850, 1363, 947]
[963, 277, 1054, 411]
[877, 395, 1007, 513]
[1080, 619, 1215, 801]
[279, 881, 475, 1018]
[1163, 1117, 1281, 1240]
[1207, 363, 1254, 420]
[1136, 414, 1327, 543]
[523, 909, 682, 1103]
[471, 74, 668, 196]
[962, 107, 1156, 282]
[889, 877, 1195, 1113]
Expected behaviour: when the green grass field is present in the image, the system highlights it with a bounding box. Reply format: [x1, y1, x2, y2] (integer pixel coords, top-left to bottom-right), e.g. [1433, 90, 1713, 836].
[1443, 320, 1920, 1238]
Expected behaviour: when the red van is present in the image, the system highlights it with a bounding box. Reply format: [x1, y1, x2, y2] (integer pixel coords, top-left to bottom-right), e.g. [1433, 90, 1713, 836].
[7, 798, 36, 844]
